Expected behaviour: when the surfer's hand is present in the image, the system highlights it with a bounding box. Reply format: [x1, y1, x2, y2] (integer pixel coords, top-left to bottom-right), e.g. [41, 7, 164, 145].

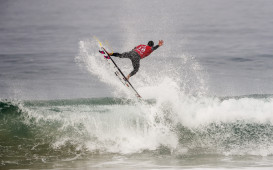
[158, 40, 164, 46]
[126, 74, 130, 80]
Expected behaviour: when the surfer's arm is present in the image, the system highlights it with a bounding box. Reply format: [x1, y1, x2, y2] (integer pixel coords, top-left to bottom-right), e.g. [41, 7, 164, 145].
[152, 40, 164, 51]
[152, 45, 159, 51]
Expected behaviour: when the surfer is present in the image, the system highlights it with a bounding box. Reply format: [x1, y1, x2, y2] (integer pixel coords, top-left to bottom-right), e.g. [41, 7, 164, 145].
[109, 40, 164, 80]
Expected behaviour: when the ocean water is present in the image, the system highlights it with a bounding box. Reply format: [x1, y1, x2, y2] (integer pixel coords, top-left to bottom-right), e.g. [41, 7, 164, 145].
[1, 0, 273, 169]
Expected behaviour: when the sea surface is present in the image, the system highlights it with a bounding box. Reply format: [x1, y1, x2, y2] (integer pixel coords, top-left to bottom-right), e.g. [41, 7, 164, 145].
[1, 0, 273, 169]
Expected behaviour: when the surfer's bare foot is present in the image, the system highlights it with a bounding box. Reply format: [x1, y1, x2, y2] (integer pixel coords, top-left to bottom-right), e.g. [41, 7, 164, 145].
[126, 74, 130, 80]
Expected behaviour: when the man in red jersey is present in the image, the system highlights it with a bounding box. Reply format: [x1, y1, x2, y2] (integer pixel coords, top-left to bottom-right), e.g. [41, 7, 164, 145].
[109, 40, 164, 80]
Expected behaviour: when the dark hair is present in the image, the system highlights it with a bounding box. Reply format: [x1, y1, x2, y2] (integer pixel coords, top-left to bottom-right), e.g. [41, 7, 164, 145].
[148, 41, 154, 47]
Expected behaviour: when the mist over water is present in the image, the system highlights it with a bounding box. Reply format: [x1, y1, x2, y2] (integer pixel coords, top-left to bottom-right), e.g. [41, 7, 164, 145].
[1, 0, 273, 169]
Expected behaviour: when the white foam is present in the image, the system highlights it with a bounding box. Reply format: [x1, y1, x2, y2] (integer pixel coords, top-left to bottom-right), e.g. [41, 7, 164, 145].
[21, 38, 273, 156]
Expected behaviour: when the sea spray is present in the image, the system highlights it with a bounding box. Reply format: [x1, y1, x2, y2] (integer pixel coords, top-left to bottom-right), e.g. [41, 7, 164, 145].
[2, 38, 273, 168]
[1, 94, 273, 168]
[74, 38, 273, 156]
[75, 39, 208, 99]
[75, 40, 133, 99]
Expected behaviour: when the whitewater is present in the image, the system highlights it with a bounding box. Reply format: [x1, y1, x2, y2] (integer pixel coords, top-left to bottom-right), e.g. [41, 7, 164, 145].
[1, 0, 273, 169]
[1, 39, 273, 169]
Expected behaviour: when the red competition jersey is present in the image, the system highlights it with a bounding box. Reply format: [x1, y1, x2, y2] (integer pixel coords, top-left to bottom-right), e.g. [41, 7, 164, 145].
[134, 45, 153, 59]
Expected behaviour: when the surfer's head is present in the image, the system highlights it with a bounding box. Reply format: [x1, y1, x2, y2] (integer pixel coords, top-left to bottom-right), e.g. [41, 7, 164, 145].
[148, 41, 154, 47]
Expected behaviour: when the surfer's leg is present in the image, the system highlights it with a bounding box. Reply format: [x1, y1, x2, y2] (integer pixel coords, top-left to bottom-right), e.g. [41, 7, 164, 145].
[128, 52, 140, 77]
[111, 53, 121, 57]
[112, 52, 131, 58]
